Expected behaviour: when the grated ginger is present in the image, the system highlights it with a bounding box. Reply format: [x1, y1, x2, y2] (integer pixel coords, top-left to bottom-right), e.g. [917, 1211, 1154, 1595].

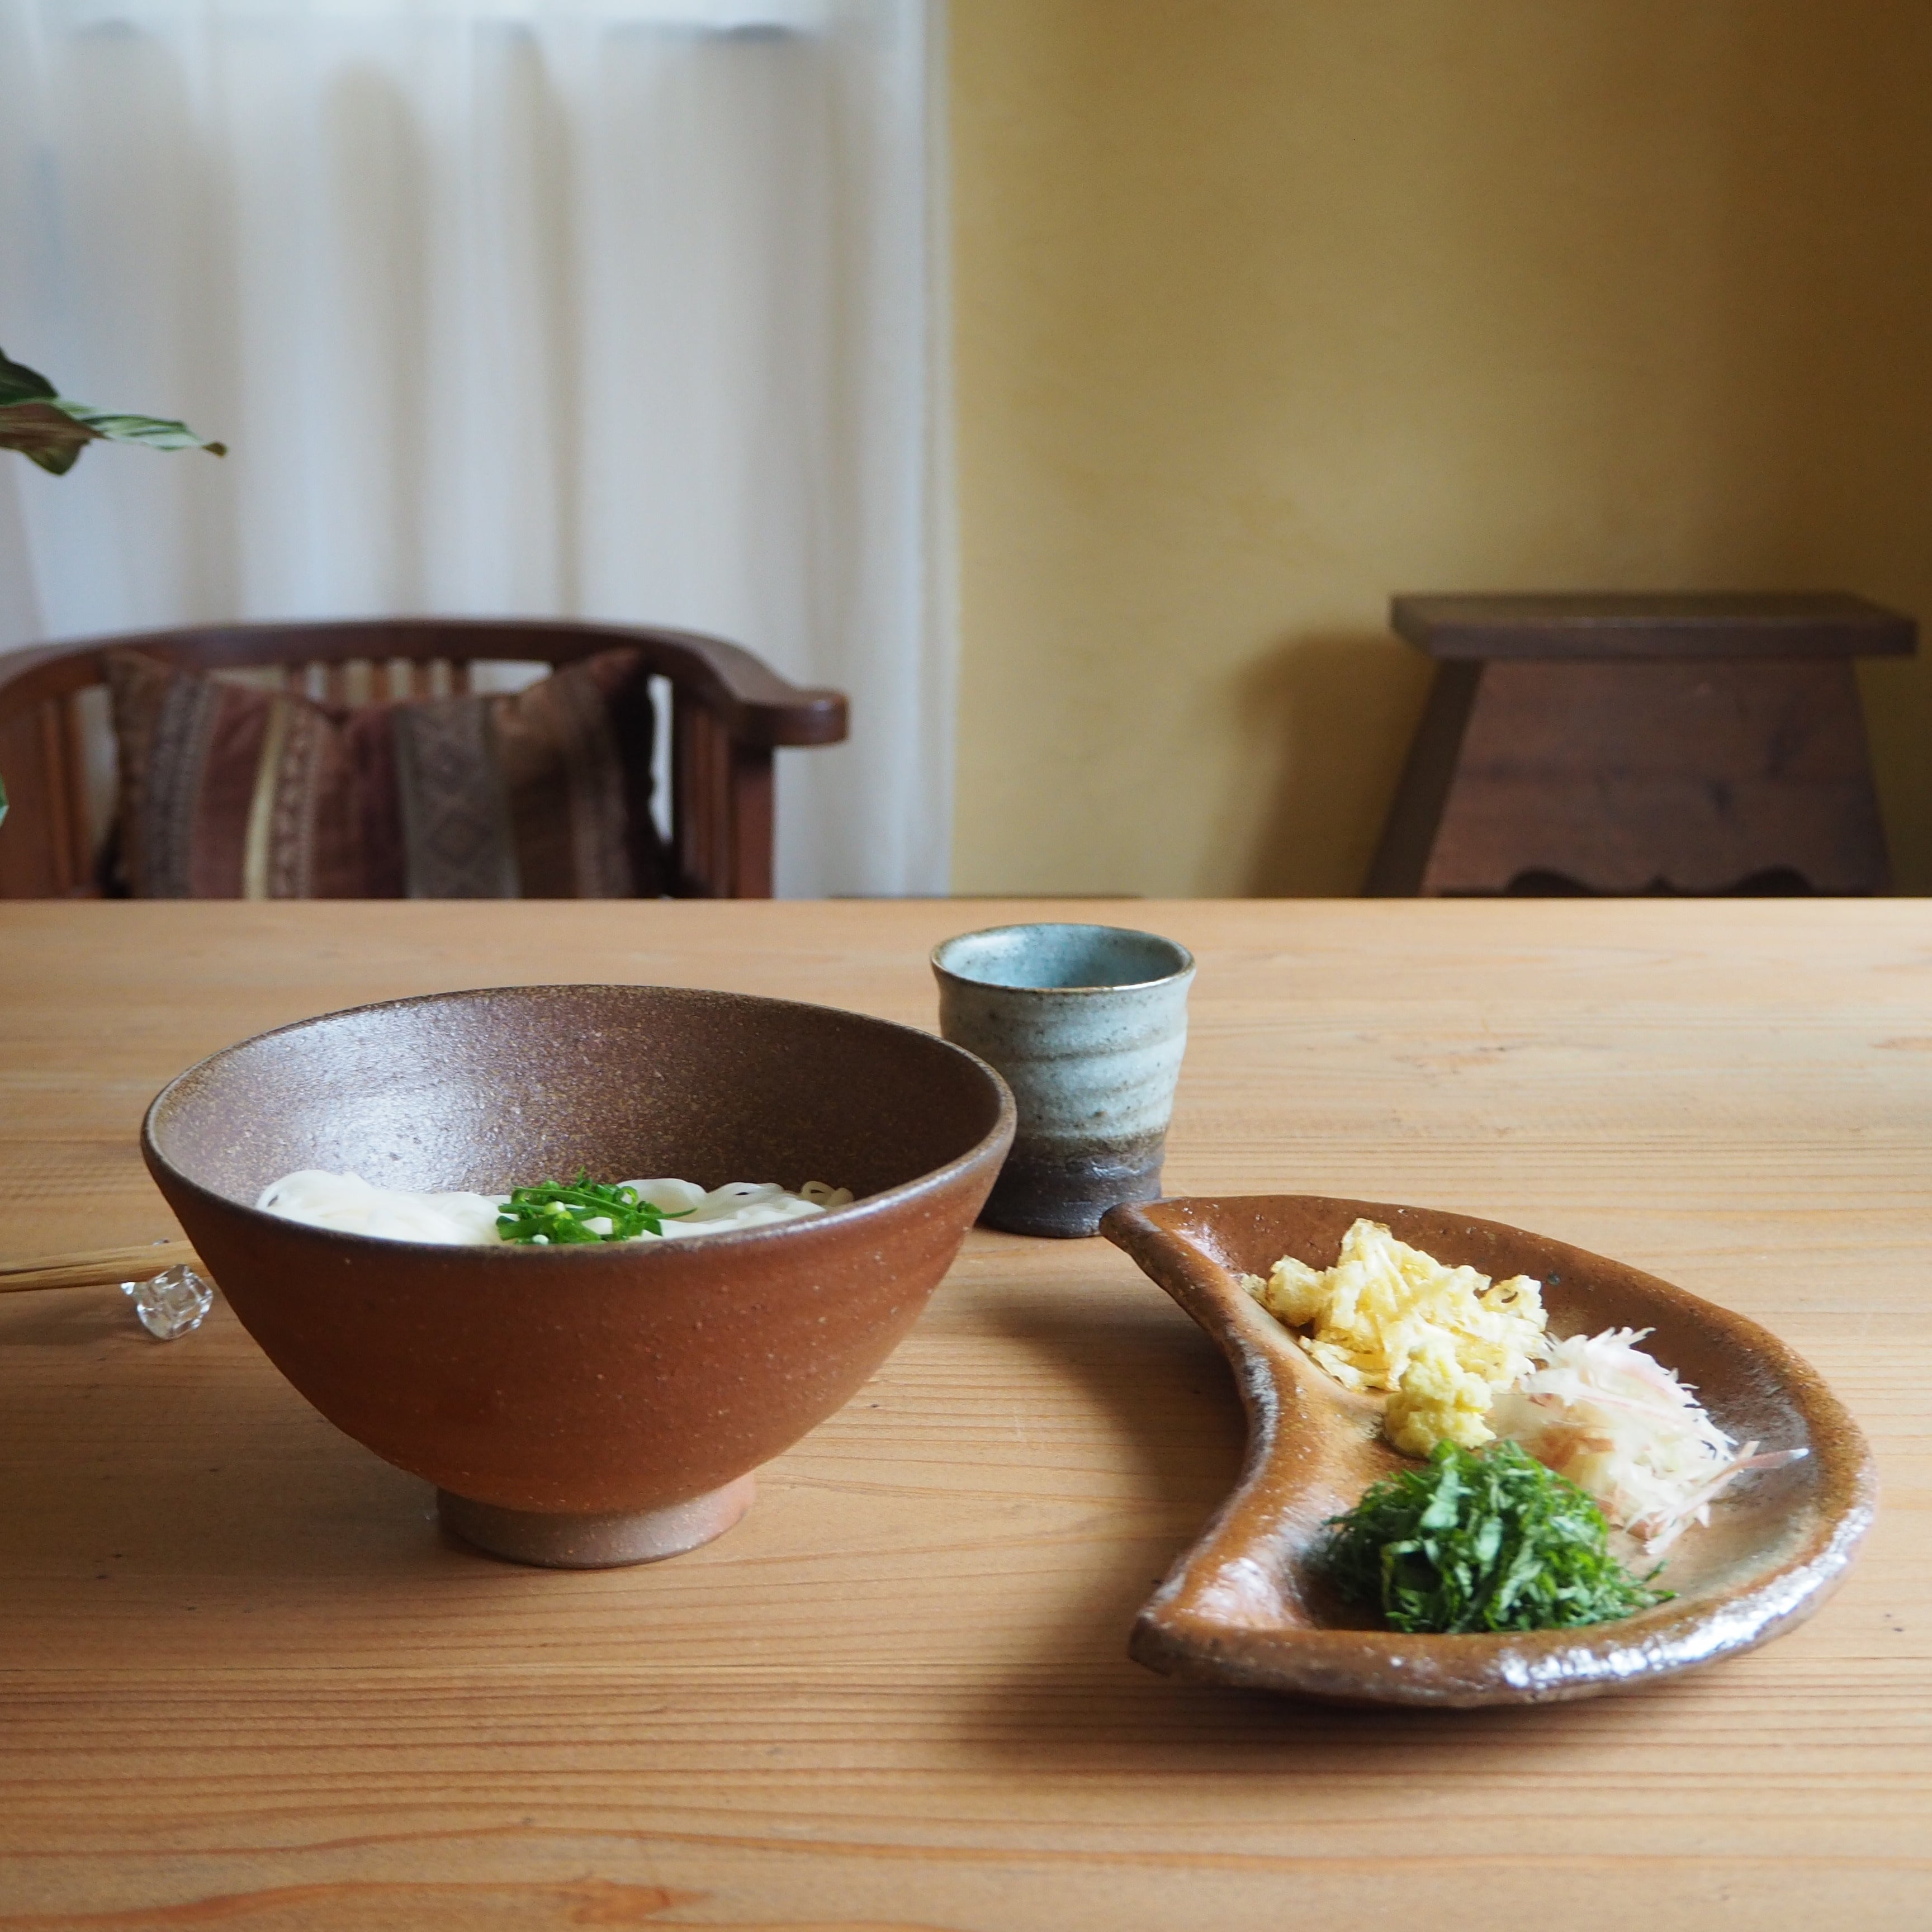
[1242, 1218, 1546, 1456]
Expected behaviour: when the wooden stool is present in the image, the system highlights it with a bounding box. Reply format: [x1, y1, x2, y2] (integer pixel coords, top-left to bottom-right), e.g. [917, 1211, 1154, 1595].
[1365, 593, 1915, 896]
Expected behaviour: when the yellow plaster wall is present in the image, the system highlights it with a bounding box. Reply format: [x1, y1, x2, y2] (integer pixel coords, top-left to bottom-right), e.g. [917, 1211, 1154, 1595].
[950, 1, 1932, 896]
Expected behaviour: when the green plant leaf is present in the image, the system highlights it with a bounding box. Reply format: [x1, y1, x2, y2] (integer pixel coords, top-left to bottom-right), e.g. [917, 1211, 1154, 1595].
[0, 350, 225, 472]
[51, 401, 226, 455]
[0, 399, 96, 474]
[0, 349, 58, 407]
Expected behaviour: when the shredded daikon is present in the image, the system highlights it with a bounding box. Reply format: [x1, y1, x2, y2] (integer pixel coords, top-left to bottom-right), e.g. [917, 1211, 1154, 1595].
[1489, 1327, 1805, 1555]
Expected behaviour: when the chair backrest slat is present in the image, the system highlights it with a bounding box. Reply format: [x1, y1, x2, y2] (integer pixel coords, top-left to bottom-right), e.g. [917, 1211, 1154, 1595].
[45, 698, 89, 892]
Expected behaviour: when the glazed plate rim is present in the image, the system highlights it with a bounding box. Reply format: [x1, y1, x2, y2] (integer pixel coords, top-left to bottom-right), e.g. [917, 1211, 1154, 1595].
[1101, 1192, 1878, 1708]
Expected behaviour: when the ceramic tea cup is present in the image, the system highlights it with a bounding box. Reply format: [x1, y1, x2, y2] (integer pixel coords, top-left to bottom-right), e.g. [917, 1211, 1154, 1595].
[931, 922, 1195, 1237]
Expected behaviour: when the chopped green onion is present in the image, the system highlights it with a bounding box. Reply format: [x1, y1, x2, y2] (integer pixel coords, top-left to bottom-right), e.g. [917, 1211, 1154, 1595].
[496, 1173, 688, 1246]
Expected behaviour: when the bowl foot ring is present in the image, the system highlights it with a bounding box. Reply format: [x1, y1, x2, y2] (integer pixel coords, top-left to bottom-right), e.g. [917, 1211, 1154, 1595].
[438, 1473, 757, 1568]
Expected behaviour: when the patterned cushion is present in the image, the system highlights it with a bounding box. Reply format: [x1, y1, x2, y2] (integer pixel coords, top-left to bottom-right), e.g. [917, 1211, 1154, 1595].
[103, 647, 664, 898]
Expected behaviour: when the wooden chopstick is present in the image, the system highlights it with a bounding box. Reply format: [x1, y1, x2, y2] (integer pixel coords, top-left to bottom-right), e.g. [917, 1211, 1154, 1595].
[0, 1240, 205, 1296]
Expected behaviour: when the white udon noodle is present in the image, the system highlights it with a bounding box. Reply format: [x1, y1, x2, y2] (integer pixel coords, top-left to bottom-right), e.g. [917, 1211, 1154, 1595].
[255, 1170, 854, 1246]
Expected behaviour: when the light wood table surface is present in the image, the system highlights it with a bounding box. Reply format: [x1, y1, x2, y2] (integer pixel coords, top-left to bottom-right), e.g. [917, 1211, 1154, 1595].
[1, 898, 1927, 1931]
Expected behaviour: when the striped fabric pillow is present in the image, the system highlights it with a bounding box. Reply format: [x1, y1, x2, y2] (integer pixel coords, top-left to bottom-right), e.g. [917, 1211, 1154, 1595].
[103, 647, 664, 898]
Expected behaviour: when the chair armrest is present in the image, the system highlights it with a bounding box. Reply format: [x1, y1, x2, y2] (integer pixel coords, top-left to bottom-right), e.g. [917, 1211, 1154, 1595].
[619, 626, 848, 749]
[0, 643, 106, 731]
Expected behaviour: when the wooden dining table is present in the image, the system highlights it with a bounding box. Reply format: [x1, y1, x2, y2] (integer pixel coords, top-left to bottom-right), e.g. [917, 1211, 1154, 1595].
[1, 897, 1926, 1930]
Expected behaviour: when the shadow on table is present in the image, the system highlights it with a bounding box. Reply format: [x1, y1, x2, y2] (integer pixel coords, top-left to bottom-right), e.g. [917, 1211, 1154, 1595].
[0, 1297, 449, 1588]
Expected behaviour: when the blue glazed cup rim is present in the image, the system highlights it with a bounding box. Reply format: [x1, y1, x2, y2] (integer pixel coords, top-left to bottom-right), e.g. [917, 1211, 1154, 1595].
[931, 921, 1196, 995]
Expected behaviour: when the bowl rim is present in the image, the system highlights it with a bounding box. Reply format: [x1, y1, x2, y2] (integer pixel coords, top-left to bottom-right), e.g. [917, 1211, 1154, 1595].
[142, 981, 1017, 1262]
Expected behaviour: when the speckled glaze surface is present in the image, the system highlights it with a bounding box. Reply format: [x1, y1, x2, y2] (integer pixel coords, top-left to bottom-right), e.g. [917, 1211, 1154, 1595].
[932, 923, 1194, 1238]
[1101, 1194, 1876, 1707]
[142, 984, 1015, 1565]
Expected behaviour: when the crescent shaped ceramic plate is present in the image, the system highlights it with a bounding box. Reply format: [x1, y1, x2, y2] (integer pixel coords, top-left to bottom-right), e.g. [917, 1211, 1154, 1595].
[1100, 1194, 1877, 1708]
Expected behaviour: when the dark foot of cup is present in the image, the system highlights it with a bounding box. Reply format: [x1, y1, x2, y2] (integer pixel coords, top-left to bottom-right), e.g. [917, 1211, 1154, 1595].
[979, 1139, 1165, 1238]
[438, 1473, 756, 1568]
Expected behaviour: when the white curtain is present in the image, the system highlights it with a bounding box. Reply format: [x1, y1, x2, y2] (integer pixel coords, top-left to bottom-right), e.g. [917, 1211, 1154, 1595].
[0, 0, 951, 896]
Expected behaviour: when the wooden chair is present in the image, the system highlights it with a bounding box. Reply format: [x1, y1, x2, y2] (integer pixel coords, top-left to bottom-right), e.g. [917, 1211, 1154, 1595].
[0, 617, 847, 900]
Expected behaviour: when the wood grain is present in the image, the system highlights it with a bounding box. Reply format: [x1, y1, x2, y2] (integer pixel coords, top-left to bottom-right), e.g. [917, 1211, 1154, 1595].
[2, 900, 1928, 1930]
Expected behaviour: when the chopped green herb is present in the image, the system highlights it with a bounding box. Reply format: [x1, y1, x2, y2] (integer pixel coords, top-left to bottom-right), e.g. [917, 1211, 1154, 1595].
[1322, 1439, 1673, 1635]
[496, 1173, 688, 1246]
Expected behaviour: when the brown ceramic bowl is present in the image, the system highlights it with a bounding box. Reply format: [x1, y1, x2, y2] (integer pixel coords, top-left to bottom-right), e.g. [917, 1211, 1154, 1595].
[1102, 1194, 1876, 1707]
[143, 984, 1015, 1568]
